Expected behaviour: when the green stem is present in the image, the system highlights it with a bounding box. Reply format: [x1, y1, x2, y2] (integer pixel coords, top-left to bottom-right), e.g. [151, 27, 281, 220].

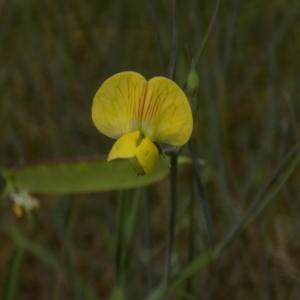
[188, 142, 215, 249]
[115, 191, 127, 286]
[165, 0, 178, 288]
[194, 0, 222, 65]
[168, 0, 177, 79]
[165, 151, 178, 283]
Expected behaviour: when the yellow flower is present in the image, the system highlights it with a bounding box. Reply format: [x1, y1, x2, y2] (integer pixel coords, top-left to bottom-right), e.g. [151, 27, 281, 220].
[91, 71, 193, 174]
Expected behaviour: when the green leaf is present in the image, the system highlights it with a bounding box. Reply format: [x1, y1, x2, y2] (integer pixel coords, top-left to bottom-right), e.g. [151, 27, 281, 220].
[4, 157, 190, 195]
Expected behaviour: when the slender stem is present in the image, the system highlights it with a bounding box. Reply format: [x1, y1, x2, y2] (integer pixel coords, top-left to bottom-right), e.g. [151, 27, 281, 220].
[165, 0, 178, 285]
[150, 0, 179, 292]
[194, 0, 222, 65]
[165, 151, 178, 283]
[185, 183, 195, 294]
[168, 0, 177, 79]
[146, 0, 166, 72]
[142, 190, 153, 291]
[189, 142, 215, 249]
[115, 191, 127, 285]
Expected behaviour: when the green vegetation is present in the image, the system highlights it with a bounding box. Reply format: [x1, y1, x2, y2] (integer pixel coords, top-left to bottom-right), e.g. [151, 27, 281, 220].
[0, 0, 299, 299]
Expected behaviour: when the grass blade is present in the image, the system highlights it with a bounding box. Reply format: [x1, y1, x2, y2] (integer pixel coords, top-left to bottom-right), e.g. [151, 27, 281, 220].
[216, 141, 300, 256]
[1, 246, 24, 300]
[154, 141, 300, 290]
[189, 142, 215, 248]
[113, 189, 142, 298]
[165, 152, 178, 283]
[1, 224, 62, 274]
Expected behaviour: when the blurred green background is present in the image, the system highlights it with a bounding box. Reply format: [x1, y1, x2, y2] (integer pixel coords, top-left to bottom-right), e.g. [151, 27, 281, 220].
[0, 0, 299, 299]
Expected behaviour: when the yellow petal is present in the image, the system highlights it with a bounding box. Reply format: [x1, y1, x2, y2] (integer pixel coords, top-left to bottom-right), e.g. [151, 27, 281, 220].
[107, 130, 159, 175]
[141, 77, 193, 146]
[92, 72, 193, 147]
[135, 137, 159, 174]
[107, 130, 141, 161]
[92, 71, 146, 139]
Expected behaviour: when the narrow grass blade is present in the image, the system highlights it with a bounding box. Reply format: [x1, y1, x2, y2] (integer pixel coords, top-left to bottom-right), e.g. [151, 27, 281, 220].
[189, 142, 215, 248]
[1, 246, 24, 300]
[165, 152, 178, 283]
[155, 142, 300, 290]
[194, 0, 222, 64]
[113, 189, 142, 297]
[216, 141, 300, 256]
[62, 243, 99, 300]
[185, 190, 195, 294]
[121, 190, 142, 272]
[170, 252, 215, 290]
[1, 224, 62, 274]
[115, 191, 128, 285]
